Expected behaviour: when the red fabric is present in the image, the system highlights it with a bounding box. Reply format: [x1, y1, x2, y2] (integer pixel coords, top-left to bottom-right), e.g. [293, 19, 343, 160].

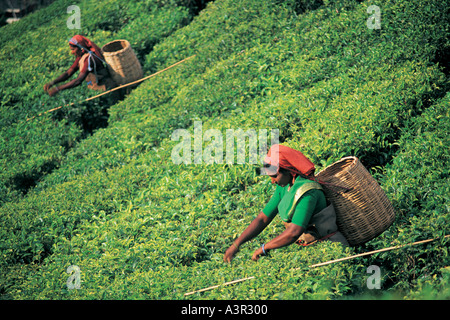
[68, 35, 104, 61]
[264, 144, 315, 177]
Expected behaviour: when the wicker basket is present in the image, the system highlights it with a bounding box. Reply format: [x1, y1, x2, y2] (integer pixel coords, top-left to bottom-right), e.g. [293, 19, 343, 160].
[315, 156, 395, 246]
[102, 39, 143, 86]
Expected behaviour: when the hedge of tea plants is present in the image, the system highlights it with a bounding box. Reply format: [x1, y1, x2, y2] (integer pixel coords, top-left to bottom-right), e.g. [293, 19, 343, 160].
[0, 0, 449, 300]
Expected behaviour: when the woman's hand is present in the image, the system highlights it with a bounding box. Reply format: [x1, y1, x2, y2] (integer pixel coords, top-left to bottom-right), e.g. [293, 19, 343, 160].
[251, 224, 304, 261]
[223, 244, 239, 263]
[223, 212, 273, 263]
[43, 82, 53, 92]
[251, 247, 264, 261]
[48, 87, 59, 96]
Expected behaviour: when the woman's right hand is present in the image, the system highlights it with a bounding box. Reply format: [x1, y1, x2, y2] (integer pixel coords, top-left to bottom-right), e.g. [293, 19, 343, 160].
[43, 82, 53, 92]
[223, 244, 239, 263]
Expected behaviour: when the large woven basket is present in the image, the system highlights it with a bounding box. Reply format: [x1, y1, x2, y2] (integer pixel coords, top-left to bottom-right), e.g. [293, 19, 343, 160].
[315, 156, 395, 246]
[102, 39, 143, 86]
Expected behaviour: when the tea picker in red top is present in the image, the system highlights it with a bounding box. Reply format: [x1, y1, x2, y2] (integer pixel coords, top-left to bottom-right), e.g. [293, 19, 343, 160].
[44, 35, 115, 96]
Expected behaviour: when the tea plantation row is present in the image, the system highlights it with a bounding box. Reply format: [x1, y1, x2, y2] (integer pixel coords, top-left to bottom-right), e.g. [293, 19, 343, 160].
[0, 0, 449, 299]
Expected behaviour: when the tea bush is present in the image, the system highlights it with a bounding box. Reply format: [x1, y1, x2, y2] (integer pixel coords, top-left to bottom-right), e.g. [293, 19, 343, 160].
[375, 93, 450, 294]
[1, 0, 449, 300]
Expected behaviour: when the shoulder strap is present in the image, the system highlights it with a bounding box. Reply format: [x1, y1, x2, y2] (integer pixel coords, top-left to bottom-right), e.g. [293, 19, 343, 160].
[78, 53, 90, 73]
[287, 182, 323, 221]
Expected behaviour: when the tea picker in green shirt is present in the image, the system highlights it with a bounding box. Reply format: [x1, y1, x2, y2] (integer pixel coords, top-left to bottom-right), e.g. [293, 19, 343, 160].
[223, 144, 348, 262]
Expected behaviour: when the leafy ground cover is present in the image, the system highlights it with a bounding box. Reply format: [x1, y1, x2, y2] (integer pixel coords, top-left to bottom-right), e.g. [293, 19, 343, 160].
[0, 0, 449, 300]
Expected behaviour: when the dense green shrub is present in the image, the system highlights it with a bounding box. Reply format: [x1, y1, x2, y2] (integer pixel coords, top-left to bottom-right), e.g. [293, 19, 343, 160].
[374, 94, 450, 293]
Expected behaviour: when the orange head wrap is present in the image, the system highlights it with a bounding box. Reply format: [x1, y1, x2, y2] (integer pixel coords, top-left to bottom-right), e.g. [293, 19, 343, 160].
[262, 144, 315, 178]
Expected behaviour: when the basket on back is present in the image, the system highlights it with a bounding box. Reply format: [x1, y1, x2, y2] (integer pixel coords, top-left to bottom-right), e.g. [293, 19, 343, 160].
[102, 39, 143, 86]
[315, 156, 395, 246]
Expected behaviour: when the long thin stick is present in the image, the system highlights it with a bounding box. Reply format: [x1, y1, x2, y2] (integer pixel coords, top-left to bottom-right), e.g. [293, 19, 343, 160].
[26, 55, 196, 121]
[83, 54, 196, 102]
[184, 276, 255, 297]
[304, 234, 450, 269]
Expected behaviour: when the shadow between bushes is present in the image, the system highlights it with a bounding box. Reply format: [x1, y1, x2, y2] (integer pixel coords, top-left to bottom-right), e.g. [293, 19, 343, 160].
[8, 89, 127, 198]
[53, 89, 126, 138]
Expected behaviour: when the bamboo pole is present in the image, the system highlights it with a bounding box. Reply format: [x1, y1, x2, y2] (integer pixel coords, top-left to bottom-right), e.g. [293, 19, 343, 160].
[306, 234, 450, 269]
[184, 276, 255, 297]
[83, 54, 196, 102]
[27, 55, 196, 121]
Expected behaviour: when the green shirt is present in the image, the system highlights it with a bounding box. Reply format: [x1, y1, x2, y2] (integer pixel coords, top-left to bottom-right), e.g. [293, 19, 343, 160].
[262, 177, 327, 228]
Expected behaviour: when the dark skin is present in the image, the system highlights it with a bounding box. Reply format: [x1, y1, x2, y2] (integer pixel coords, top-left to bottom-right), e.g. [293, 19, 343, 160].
[43, 45, 89, 96]
[223, 168, 305, 262]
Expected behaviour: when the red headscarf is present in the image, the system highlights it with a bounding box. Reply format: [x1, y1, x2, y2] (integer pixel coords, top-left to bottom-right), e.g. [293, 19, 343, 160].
[68, 35, 104, 61]
[262, 144, 351, 193]
[263, 144, 315, 178]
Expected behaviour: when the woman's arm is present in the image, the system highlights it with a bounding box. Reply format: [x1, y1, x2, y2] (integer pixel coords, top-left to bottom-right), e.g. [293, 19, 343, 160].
[223, 212, 273, 262]
[47, 70, 88, 96]
[251, 223, 304, 261]
[251, 191, 320, 261]
[44, 66, 78, 91]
